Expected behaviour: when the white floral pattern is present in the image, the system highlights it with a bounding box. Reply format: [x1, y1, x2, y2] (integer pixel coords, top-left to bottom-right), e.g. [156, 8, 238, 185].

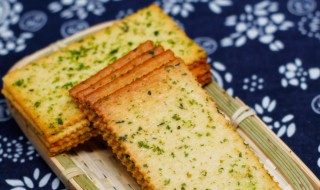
[221, 0, 294, 51]
[254, 96, 296, 138]
[311, 95, 320, 114]
[242, 74, 264, 92]
[163, 0, 194, 17]
[48, 0, 120, 20]
[287, 0, 317, 16]
[60, 19, 89, 38]
[0, 0, 35, 55]
[157, 0, 232, 18]
[298, 11, 320, 41]
[279, 58, 320, 90]
[5, 168, 64, 190]
[209, 59, 234, 96]
[194, 37, 218, 55]
[19, 11, 48, 32]
[0, 135, 39, 163]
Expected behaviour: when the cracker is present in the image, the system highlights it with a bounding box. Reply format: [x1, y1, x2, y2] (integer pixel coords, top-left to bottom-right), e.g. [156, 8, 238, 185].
[93, 61, 280, 190]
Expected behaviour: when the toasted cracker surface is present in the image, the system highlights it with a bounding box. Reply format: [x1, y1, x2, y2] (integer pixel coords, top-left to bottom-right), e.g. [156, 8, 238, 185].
[93, 62, 280, 190]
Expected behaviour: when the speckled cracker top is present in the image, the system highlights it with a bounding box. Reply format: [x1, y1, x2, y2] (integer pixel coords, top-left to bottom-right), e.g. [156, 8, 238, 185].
[94, 62, 280, 190]
[2, 5, 206, 139]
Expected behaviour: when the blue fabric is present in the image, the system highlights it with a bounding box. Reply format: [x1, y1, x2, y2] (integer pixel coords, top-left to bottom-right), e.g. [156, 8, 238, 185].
[0, 0, 319, 189]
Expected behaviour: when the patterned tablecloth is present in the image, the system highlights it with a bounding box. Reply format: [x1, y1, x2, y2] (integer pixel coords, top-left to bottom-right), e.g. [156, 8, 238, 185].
[0, 0, 319, 189]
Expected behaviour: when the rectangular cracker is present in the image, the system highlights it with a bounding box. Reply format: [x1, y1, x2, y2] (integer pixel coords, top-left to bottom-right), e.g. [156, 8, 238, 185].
[92, 61, 280, 190]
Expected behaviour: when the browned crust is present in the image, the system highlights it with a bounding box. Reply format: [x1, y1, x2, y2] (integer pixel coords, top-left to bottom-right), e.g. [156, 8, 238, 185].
[47, 130, 99, 156]
[197, 72, 213, 86]
[187, 57, 212, 85]
[190, 61, 211, 77]
[76, 46, 164, 103]
[69, 40, 154, 98]
[187, 57, 207, 70]
[85, 50, 176, 106]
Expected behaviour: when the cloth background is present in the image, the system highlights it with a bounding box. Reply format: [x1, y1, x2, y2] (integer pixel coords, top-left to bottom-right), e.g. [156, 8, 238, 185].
[0, 0, 319, 189]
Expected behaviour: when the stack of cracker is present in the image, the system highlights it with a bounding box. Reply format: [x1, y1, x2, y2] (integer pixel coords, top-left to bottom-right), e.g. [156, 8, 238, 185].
[69, 41, 207, 131]
[2, 5, 210, 155]
[71, 44, 280, 189]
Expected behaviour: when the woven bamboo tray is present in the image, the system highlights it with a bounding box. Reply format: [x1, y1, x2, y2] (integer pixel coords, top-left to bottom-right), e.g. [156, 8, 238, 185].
[5, 20, 320, 190]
